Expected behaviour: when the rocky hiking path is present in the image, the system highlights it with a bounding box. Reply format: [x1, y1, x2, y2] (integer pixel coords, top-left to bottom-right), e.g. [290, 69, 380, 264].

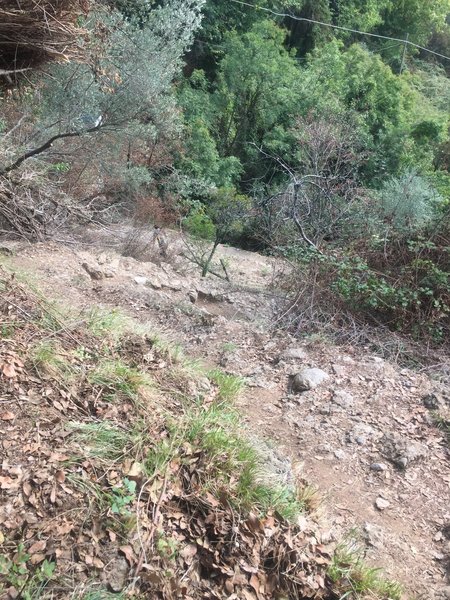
[2, 225, 450, 599]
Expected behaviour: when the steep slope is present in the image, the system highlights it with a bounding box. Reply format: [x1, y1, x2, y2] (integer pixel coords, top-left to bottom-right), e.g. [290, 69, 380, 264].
[1, 224, 449, 599]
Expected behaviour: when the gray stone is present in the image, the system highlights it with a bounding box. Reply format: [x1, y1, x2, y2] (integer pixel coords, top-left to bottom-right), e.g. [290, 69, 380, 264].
[148, 276, 163, 290]
[291, 368, 329, 393]
[364, 522, 385, 548]
[370, 462, 387, 472]
[334, 449, 347, 460]
[380, 432, 427, 469]
[82, 262, 104, 281]
[134, 276, 148, 285]
[422, 393, 441, 410]
[188, 290, 198, 303]
[375, 497, 390, 511]
[280, 347, 308, 361]
[105, 556, 129, 592]
[346, 423, 376, 446]
[332, 390, 354, 409]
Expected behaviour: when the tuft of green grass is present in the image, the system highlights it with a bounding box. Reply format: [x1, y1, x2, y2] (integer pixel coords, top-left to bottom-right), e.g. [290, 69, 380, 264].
[144, 399, 303, 521]
[328, 539, 403, 599]
[220, 341, 237, 354]
[85, 308, 131, 339]
[67, 475, 110, 513]
[68, 421, 142, 462]
[30, 340, 74, 379]
[207, 369, 245, 402]
[0, 543, 56, 600]
[76, 591, 126, 600]
[88, 359, 152, 402]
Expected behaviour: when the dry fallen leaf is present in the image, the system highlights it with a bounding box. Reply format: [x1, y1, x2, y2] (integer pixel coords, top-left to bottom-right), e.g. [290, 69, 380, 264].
[30, 553, 46, 565]
[119, 545, 136, 565]
[29, 540, 46, 554]
[1, 363, 17, 378]
[55, 470, 65, 483]
[0, 411, 15, 421]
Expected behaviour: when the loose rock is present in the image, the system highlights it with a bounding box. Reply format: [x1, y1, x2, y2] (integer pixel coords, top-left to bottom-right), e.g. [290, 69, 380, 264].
[134, 276, 148, 285]
[422, 394, 441, 410]
[370, 463, 387, 472]
[188, 290, 198, 303]
[82, 262, 104, 281]
[375, 497, 390, 511]
[364, 522, 385, 548]
[104, 556, 129, 592]
[379, 432, 427, 469]
[291, 368, 329, 393]
[346, 423, 376, 446]
[332, 390, 354, 409]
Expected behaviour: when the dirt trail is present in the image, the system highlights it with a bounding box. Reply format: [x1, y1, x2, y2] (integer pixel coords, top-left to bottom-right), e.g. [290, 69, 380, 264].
[2, 226, 450, 599]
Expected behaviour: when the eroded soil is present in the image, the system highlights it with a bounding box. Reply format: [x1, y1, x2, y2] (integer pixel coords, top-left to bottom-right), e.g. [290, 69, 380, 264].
[2, 225, 450, 599]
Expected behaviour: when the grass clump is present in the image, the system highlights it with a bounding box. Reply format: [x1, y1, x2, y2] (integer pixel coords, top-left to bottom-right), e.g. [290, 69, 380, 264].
[0, 543, 55, 600]
[88, 359, 152, 402]
[328, 540, 403, 599]
[433, 412, 450, 446]
[30, 341, 74, 379]
[68, 421, 143, 462]
[145, 396, 304, 521]
[85, 308, 132, 339]
[207, 369, 245, 402]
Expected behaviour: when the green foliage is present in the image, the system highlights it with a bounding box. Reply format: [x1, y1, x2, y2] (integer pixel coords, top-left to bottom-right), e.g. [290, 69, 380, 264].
[381, 0, 449, 46]
[156, 534, 180, 560]
[179, 19, 302, 184]
[205, 187, 252, 243]
[69, 421, 136, 461]
[88, 359, 152, 402]
[329, 538, 402, 599]
[207, 369, 245, 402]
[109, 478, 136, 516]
[183, 207, 216, 240]
[378, 170, 441, 233]
[0, 544, 56, 600]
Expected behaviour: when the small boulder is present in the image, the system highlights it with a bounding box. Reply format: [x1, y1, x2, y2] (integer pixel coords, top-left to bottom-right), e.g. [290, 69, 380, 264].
[379, 432, 427, 469]
[375, 497, 390, 511]
[422, 393, 441, 410]
[188, 290, 198, 304]
[104, 556, 129, 592]
[332, 390, 354, 409]
[364, 522, 385, 549]
[291, 368, 329, 393]
[370, 462, 387, 472]
[346, 423, 376, 446]
[134, 276, 148, 285]
[82, 262, 104, 281]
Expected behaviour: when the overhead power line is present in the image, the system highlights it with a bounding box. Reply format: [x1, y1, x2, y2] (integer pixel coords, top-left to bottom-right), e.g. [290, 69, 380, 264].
[230, 0, 450, 63]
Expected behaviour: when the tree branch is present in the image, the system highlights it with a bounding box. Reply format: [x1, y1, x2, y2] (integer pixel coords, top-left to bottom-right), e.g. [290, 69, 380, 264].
[0, 124, 105, 175]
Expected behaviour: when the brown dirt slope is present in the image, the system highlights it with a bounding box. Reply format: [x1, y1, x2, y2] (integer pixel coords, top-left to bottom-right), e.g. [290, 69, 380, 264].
[1, 225, 449, 599]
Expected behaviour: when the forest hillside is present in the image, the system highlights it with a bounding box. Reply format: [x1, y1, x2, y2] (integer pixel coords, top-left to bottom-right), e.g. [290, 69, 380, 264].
[0, 1, 449, 599]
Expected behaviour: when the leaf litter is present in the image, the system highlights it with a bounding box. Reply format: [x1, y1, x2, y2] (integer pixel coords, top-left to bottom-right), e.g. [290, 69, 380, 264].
[0, 269, 382, 599]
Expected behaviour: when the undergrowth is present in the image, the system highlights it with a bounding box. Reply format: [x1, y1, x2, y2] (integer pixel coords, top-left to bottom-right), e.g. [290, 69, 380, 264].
[328, 539, 403, 599]
[0, 271, 402, 599]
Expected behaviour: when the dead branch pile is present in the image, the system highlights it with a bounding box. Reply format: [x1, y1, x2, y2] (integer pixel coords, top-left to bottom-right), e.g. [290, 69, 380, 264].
[0, 0, 89, 75]
[0, 171, 88, 240]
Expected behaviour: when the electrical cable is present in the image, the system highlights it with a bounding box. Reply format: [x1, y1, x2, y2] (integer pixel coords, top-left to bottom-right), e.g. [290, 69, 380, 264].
[230, 0, 450, 62]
